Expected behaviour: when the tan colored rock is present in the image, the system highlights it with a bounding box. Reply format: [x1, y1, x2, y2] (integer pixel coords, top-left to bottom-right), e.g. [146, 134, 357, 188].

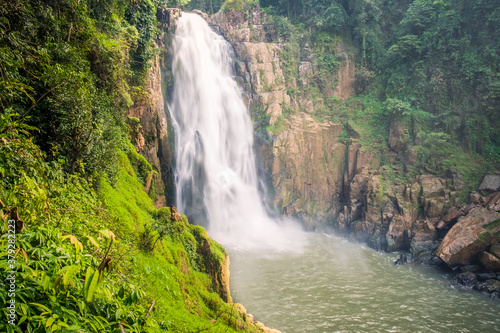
[419, 175, 445, 197]
[423, 197, 445, 218]
[259, 91, 290, 124]
[255, 321, 282, 333]
[487, 191, 500, 211]
[405, 147, 418, 165]
[128, 56, 170, 205]
[442, 206, 464, 222]
[331, 46, 355, 101]
[387, 214, 412, 251]
[194, 229, 232, 302]
[411, 219, 437, 247]
[480, 251, 500, 271]
[270, 114, 346, 226]
[470, 192, 482, 204]
[436, 207, 500, 265]
[299, 61, 313, 86]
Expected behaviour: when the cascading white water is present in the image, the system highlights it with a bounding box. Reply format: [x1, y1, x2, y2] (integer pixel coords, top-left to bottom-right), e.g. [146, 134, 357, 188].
[168, 13, 303, 250]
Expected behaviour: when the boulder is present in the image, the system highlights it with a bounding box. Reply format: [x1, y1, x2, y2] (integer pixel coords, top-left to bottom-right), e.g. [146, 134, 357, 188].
[423, 197, 445, 218]
[411, 219, 437, 248]
[437, 206, 466, 229]
[487, 191, 500, 211]
[442, 206, 464, 222]
[490, 242, 500, 258]
[479, 251, 500, 271]
[405, 147, 419, 166]
[436, 207, 500, 266]
[419, 175, 445, 197]
[478, 175, 500, 195]
[452, 271, 478, 288]
[470, 192, 483, 204]
[478, 279, 500, 294]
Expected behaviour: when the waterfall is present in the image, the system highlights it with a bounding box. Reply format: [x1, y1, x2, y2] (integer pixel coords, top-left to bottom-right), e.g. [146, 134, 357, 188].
[168, 13, 303, 250]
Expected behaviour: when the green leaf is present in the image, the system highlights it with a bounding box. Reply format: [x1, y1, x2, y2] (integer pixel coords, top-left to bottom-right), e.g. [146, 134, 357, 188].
[118, 285, 125, 299]
[85, 235, 100, 249]
[99, 229, 116, 241]
[63, 265, 80, 286]
[67, 325, 81, 331]
[115, 308, 123, 321]
[82, 267, 94, 296]
[46, 316, 55, 327]
[85, 270, 100, 303]
[29, 303, 51, 313]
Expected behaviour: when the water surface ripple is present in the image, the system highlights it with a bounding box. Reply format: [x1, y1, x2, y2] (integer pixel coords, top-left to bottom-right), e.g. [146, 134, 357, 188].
[229, 233, 500, 333]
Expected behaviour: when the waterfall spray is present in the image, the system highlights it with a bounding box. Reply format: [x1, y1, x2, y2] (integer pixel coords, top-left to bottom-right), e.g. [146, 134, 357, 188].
[168, 13, 304, 250]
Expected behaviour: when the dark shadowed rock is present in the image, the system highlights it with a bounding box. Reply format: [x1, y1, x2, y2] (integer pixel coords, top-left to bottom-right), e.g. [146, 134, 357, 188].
[452, 271, 478, 288]
[490, 241, 500, 258]
[478, 279, 500, 294]
[480, 251, 500, 271]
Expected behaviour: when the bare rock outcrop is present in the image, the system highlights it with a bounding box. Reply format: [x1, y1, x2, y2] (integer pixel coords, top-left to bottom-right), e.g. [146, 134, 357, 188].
[436, 179, 500, 268]
[436, 206, 500, 265]
[478, 174, 500, 195]
[128, 55, 172, 205]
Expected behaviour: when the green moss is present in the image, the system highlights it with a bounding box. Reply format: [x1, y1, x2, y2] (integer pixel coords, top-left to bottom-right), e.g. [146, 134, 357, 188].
[126, 142, 153, 185]
[98, 178, 153, 238]
[485, 219, 500, 232]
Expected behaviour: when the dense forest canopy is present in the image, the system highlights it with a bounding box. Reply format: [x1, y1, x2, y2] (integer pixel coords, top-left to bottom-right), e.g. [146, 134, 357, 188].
[252, 0, 500, 161]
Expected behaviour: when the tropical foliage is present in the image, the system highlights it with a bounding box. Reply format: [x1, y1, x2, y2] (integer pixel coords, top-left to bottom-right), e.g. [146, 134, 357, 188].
[0, 0, 264, 332]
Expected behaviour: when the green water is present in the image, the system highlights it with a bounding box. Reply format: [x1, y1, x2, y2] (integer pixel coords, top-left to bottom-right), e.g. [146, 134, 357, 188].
[228, 233, 500, 333]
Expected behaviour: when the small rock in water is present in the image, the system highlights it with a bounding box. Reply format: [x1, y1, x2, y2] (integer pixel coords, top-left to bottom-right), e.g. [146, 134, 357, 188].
[476, 272, 497, 281]
[394, 253, 408, 265]
[452, 271, 478, 288]
[460, 265, 481, 273]
[478, 279, 500, 294]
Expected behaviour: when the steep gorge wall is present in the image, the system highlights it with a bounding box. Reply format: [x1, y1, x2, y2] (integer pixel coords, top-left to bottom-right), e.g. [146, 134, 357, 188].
[211, 7, 348, 227]
[209, 7, 500, 282]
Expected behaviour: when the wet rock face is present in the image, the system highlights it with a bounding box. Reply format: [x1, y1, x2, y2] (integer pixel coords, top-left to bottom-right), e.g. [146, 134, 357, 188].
[156, 7, 182, 30]
[451, 270, 500, 299]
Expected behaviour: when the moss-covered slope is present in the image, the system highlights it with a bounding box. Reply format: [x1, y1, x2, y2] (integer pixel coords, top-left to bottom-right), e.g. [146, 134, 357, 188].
[0, 122, 262, 332]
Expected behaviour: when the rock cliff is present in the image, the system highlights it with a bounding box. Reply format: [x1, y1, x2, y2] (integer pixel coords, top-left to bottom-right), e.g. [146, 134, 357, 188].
[209, 7, 500, 295]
